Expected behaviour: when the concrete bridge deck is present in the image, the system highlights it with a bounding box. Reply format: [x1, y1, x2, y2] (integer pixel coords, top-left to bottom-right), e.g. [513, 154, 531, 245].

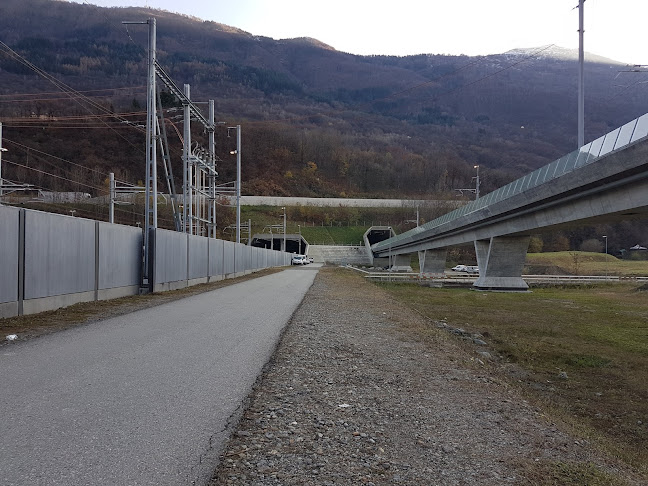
[372, 113, 648, 290]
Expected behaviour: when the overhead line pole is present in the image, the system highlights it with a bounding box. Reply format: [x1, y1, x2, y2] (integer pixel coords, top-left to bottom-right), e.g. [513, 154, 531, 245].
[578, 0, 585, 148]
[236, 125, 241, 244]
[122, 18, 158, 288]
[0, 122, 4, 200]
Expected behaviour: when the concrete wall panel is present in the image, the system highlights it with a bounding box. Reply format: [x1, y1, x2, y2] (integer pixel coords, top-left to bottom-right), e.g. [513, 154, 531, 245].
[154, 229, 187, 285]
[223, 241, 235, 275]
[98, 222, 141, 290]
[234, 243, 246, 273]
[0, 206, 20, 304]
[188, 234, 208, 280]
[24, 210, 95, 299]
[209, 238, 224, 277]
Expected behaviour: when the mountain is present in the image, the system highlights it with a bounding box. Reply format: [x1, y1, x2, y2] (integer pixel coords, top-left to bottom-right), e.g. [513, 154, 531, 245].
[1, 0, 648, 200]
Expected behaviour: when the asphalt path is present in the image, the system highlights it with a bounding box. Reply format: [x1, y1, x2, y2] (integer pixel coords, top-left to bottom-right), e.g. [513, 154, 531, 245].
[0, 265, 318, 485]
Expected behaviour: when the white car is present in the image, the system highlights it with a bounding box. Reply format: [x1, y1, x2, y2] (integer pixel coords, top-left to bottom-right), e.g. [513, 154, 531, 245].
[452, 264, 467, 272]
[291, 255, 306, 265]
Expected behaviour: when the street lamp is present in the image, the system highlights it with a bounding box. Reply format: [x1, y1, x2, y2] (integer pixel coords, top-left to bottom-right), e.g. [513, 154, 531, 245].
[298, 224, 301, 254]
[228, 125, 241, 243]
[473, 165, 480, 199]
[0, 121, 6, 199]
[602, 235, 608, 278]
[282, 206, 286, 252]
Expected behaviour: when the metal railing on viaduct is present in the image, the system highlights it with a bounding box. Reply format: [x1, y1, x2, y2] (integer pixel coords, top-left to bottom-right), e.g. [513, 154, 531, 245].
[372, 112, 648, 291]
[0, 206, 290, 318]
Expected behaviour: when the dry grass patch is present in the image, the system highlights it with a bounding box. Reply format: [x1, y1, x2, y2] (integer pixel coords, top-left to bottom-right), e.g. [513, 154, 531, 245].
[378, 282, 648, 480]
[525, 251, 648, 276]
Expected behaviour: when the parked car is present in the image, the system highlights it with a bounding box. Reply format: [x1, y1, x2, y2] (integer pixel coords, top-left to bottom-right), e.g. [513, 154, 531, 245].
[307, 257, 314, 264]
[291, 254, 306, 265]
[451, 264, 479, 274]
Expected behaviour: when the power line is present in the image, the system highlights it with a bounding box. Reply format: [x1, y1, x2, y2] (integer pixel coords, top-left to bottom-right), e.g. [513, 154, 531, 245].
[0, 41, 144, 151]
[5, 138, 111, 179]
[0, 86, 146, 99]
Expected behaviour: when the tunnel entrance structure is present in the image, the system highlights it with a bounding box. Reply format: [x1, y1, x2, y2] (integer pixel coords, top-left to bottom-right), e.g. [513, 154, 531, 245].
[363, 226, 411, 270]
[250, 233, 309, 255]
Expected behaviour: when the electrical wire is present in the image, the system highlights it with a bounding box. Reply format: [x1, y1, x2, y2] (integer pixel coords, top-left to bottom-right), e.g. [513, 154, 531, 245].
[0, 85, 146, 99]
[0, 40, 144, 151]
[1, 158, 177, 226]
[4, 138, 111, 179]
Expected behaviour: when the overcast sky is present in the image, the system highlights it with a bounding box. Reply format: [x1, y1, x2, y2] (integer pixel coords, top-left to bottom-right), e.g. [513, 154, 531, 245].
[66, 0, 648, 65]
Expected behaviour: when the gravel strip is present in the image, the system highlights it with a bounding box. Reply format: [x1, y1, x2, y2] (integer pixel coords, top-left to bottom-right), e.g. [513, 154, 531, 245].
[209, 268, 638, 485]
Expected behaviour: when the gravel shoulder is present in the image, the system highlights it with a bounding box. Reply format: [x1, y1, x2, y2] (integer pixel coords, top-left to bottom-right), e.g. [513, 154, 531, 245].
[209, 267, 641, 486]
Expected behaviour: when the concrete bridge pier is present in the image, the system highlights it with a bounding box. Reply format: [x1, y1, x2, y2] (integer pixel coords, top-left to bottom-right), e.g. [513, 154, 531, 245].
[418, 249, 447, 276]
[473, 236, 530, 291]
[391, 254, 413, 272]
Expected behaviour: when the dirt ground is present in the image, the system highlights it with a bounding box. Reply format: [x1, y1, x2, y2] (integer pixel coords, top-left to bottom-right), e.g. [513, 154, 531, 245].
[208, 268, 643, 486]
[2, 266, 643, 485]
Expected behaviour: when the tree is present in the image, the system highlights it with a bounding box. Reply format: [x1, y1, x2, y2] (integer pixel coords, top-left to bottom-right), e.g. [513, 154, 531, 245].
[580, 238, 604, 253]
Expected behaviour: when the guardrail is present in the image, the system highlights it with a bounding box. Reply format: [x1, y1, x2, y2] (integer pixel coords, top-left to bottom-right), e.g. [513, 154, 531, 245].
[345, 266, 648, 284]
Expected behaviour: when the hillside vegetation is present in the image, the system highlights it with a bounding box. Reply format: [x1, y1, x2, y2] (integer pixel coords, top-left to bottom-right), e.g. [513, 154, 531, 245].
[2, 0, 648, 250]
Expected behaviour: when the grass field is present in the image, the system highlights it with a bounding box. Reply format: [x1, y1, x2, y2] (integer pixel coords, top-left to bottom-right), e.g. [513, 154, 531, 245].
[379, 281, 648, 479]
[525, 251, 648, 277]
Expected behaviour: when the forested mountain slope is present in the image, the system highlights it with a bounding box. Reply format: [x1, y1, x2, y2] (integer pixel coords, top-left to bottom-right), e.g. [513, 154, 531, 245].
[1, 0, 647, 200]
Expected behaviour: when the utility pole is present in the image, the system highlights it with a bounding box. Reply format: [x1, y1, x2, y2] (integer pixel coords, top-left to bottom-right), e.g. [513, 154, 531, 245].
[109, 172, 115, 223]
[236, 125, 241, 244]
[282, 206, 286, 252]
[123, 18, 157, 289]
[208, 100, 216, 238]
[603, 235, 608, 279]
[0, 122, 5, 199]
[578, 0, 585, 148]
[183, 84, 192, 234]
[455, 165, 480, 199]
[227, 125, 242, 243]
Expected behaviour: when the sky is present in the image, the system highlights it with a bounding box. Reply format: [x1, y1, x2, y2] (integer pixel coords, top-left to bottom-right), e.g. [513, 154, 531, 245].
[66, 0, 648, 65]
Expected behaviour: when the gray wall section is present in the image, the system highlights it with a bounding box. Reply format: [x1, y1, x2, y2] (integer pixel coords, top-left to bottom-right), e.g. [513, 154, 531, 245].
[0, 206, 19, 304]
[98, 222, 142, 290]
[24, 210, 96, 299]
[235, 243, 247, 273]
[209, 238, 224, 277]
[154, 229, 188, 285]
[188, 234, 209, 280]
[223, 241, 236, 275]
[1, 209, 289, 318]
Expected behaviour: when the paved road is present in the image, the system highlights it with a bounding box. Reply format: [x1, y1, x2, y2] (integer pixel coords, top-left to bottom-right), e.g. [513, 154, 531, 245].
[0, 266, 318, 485]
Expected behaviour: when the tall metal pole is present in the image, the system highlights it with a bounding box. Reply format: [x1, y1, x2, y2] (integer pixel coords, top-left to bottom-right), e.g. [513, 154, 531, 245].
[236, 125, 241, 244]
[143, 17, 157, 285]
[183, 84, 192, 234]
[603, 235, 608, 278]
[208, 100, 216, 238]
[282, 206, 286, 252]
[473, 164, 480, 199]
[578, 0, 585, 148]
[109, 172, 115, 223]
[0, 122, 4, 200]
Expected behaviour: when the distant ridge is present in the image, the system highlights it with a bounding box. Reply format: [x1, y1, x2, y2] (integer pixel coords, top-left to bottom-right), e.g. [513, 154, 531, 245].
[504, 45, 624, 65]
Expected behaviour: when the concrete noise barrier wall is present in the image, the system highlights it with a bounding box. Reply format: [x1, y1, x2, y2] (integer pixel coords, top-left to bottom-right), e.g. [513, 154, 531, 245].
[1, 207, 143, 318]
[0, 208, 289, 318]
[151, 228, 289, 292]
